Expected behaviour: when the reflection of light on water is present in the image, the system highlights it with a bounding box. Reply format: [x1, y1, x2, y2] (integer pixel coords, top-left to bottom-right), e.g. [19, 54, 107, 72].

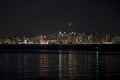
[38, 49, 120, 80]
[68, 51, 76, 80]
[40, 53, 48, 77]
[68, 53, 73, 78]
[96, 47, 99, 80]
[5, 54, 8, 80]
[59, 50, 62, 80]
[23, 54, 27, 78]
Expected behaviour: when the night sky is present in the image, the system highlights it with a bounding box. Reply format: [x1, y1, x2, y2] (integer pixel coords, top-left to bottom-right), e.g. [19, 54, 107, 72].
[0, 0, 120, 37]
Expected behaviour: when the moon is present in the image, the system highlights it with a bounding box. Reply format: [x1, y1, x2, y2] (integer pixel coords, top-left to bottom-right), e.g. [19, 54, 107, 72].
[68, 22, 72, 26]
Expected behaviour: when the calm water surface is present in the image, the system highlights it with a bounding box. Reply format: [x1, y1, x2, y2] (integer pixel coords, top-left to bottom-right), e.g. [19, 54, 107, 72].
[0, 49, 120, 80]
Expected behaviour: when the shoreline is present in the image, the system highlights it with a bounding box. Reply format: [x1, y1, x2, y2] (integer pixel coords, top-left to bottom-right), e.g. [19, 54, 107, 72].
[0, 44, 119, 51]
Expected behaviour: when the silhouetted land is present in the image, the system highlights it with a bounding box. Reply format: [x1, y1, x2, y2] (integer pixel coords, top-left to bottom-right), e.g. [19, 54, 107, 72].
[0, 44, 120, 52]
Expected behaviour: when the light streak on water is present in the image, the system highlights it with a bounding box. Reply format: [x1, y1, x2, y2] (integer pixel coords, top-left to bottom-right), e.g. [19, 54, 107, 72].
[96, 47, 99, 80]
[59, 50, 62, 80]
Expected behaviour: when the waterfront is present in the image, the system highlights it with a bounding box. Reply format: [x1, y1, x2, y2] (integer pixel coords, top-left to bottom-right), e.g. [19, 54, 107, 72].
[0, 45, 120, 80]
[40, 50, 120, 80]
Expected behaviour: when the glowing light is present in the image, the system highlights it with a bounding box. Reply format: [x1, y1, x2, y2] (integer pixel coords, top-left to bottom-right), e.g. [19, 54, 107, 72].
[59, 50, 62, 80]
[96, 47, 99, 80]
[68, 22, 72, 26]
[59, 31, 62, 34]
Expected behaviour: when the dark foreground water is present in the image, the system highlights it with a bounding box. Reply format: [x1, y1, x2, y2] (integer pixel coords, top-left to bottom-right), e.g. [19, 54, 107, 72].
[0, 45, 120, 80]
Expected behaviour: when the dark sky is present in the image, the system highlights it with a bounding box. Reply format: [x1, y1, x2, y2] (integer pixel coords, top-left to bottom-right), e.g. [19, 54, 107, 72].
[0, 0, 120, 37]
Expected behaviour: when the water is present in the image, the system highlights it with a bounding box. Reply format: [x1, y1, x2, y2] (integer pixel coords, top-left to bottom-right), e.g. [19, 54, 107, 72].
[0, 45, 120, 80]
[39, 50, 120, 80]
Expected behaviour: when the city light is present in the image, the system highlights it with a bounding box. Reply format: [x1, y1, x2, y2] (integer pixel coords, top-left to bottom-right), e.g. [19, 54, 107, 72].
[0, 32, 120, 44]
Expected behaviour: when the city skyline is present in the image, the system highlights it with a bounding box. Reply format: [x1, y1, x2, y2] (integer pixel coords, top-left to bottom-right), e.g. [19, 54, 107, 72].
[0, 0, 120, 36]
[0, 31, 120, 44]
